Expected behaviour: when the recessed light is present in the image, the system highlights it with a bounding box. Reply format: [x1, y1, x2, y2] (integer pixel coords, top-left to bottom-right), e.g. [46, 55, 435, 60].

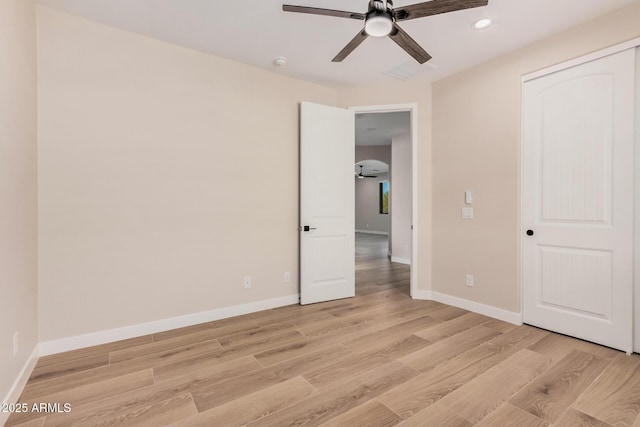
[474, 18, 492, 30]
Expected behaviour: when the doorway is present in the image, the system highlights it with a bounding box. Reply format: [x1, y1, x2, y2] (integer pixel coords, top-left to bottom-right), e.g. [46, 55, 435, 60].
[298, 102, 420, 305]
[352, 106, 416, 297]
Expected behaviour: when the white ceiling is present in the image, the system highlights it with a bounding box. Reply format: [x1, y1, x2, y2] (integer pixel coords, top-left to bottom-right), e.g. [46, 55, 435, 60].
[356, 111, 410, 146]
[36, 0, 637, 87]
[355, 160, 389, 176]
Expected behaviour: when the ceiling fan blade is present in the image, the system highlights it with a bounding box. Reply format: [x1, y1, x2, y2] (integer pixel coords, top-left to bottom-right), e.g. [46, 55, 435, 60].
[282, 5, 366, 20]
[363, 175, 379, 178]
[395, 0, 488, 21]
[332, 29, 369, 62]
[388, 24, 432, 64]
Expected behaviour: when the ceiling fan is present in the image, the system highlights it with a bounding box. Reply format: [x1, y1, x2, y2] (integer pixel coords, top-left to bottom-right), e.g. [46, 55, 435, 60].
[357, 165, 379, 179]
[282, 0, 488, 64]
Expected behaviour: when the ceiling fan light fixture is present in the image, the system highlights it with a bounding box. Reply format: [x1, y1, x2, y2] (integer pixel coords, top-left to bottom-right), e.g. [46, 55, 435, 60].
[284, 0, 491, 63]
[365, 14, 393, 37]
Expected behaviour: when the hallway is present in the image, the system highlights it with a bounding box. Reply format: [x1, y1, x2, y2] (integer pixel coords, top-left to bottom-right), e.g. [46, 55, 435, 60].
[355, 232, 410, 297]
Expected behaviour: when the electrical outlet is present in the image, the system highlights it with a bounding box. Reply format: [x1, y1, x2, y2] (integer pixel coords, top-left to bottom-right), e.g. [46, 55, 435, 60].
[243, 276, 251, 289]
[284, 272, 291, 283]
[465, 274, 474, 287]
[13, 332, 19, 356]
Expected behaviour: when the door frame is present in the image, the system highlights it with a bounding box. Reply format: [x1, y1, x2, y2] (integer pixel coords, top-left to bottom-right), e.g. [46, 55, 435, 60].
[635, 46, 640, 353]
[349, 103, 419, 298]
[520, 37, 640, 353]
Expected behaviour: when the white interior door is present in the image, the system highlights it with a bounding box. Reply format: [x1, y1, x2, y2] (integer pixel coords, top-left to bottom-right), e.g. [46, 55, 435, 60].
[523, 49, 635, 353]
[300, 102, 355, 305]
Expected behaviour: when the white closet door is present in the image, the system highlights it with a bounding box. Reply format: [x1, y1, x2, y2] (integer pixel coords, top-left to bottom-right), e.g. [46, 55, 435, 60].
[523, 49, 635, 353]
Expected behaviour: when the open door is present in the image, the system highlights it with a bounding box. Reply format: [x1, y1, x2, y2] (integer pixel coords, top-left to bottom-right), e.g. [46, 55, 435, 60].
[300, 102, 355, 305]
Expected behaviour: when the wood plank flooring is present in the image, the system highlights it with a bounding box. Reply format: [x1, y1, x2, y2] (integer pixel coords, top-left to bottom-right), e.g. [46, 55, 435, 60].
[7, 233, 640, 426]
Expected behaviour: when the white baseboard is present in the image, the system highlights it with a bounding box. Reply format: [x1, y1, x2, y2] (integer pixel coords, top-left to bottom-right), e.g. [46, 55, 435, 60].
[390, 256, 410, 265]
[355, 230, 389, 236]
[39, 294, 300, 356]
[412, 289, 432, 300]
[412, 290, 522, 325]
[1, 345, 39, 426]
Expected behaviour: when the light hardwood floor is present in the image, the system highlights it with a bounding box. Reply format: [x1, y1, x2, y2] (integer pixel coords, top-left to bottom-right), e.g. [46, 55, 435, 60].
[7, 233, 640, 426]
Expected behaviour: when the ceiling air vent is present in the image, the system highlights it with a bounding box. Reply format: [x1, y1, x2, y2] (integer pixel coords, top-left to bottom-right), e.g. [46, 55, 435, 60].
[383, 60, 422, 81]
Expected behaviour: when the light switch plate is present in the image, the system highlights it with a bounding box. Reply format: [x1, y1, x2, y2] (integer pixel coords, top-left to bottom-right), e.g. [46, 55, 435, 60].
[462, 208, 474, 219]
[465, 191, 472, 204]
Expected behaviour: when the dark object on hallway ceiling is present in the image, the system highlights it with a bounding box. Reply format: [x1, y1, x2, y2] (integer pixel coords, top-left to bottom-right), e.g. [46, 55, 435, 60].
[357, 165, 379, 179]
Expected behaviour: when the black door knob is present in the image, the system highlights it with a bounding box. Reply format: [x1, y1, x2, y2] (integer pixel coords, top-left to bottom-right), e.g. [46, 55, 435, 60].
[526, 230, 534, 236]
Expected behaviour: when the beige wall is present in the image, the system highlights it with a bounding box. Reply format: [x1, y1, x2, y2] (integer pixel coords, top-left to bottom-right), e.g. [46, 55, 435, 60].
[37, 6, 338, 341]
[355, 145, 391, 234]
[0, 0, 38, 405]
[339, 81, 432, 291]
[431, 2, 640, 313]
[391, 132, 412, 262]
[355, 173, 389, 234]
[355, 145, 391, 166]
